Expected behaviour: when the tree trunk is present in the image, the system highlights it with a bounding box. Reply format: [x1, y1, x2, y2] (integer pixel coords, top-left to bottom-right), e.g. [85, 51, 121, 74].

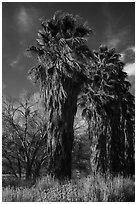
[47, 86, 78, 180]
[17, 156, 22, 179]
[6, 157, 18, 178]
[89, 111, 104, 174]
[25, 164, 32, 180]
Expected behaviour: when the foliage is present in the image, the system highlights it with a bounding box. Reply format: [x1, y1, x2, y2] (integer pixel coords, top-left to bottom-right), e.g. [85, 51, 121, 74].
[2, 174, 135, 202]
[2, 94, 48, 179]
[79, 45, 135, 175]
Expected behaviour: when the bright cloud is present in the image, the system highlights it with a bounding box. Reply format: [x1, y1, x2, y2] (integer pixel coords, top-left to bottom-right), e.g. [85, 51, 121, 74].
[124, 63, 135, 76]
[123, 45, 135, 76]
[120, 53, 125, 61]
[126, 46, 135, 52]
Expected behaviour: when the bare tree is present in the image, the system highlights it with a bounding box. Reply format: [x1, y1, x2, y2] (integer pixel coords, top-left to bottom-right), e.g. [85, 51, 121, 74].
[2, 94, 48, 180]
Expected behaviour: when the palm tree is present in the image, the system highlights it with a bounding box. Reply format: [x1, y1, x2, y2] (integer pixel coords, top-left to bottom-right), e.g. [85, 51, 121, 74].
[79, 45, 135, 175]
[27, 11, 93, 179]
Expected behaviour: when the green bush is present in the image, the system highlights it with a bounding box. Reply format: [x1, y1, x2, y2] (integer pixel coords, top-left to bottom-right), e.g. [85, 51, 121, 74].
[2, 174, 135, 202]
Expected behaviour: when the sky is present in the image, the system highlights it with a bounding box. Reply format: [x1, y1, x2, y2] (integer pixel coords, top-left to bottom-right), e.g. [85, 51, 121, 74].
[2, 2, 135, 97]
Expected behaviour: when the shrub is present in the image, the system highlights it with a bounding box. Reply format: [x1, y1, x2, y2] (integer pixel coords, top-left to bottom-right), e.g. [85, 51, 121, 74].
[2, 174, 135, 202]
[2, 176, 34, 188]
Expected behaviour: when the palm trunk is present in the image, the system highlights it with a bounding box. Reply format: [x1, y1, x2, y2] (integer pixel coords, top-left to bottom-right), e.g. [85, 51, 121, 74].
[47, 84, 78, 180]
[89, 111, 103, 174]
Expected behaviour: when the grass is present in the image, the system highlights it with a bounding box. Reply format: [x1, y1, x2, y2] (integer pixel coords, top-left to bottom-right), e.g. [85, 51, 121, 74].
[2, 173, 135, 202]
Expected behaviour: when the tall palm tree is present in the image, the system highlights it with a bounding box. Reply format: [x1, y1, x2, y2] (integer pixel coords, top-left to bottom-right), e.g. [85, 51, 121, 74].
[79, 45, 135, 175]
[27, 11, 93, 179]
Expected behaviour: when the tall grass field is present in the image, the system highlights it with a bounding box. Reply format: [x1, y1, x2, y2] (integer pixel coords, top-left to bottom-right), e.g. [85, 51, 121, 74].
[2, 173, 135, 202]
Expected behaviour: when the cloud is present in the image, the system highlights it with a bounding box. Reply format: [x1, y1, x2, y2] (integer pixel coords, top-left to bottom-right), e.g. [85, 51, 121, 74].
[126, 46, 135, 53]
[124, 63, 135, 76]
[16, 7, 39, 34]
[18, 91, 44, 115]
[33, 92, 41, 101]
[17, 8, 30, 32]
[121, 46, 135, 61]
[9, 54, 25, 71]
[122, 45, 135, 76]
[120, 53, 125, 61]
[107, 38, 120, 48]
[106, 30, 129, 49]
[102, 3, 135, 77]
[103, 23, 129, 49]
[10, 55, 20, 68]
[102, 3, 130, 49]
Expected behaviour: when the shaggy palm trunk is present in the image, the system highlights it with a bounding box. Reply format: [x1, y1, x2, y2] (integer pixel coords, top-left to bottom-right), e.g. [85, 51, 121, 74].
[109, 103, 125, 175]
[89, 111, 104, 174]
[47, 82, 79, 180]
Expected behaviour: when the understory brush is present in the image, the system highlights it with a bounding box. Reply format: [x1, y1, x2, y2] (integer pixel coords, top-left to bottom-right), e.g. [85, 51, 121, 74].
[2, 173, 135, 202]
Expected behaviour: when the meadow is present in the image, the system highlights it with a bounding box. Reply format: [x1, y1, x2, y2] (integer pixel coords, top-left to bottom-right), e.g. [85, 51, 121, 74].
[2, 173, 135, 202]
